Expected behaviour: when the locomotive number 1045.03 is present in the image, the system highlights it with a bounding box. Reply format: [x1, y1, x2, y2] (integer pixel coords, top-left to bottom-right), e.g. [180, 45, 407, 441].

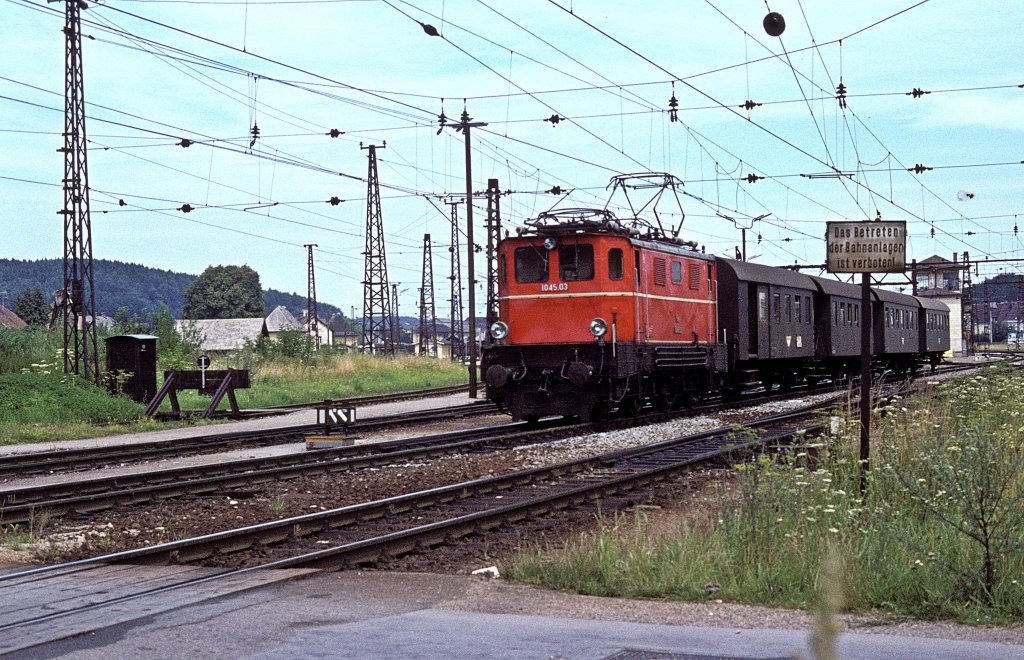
[540, 283, 569, 292]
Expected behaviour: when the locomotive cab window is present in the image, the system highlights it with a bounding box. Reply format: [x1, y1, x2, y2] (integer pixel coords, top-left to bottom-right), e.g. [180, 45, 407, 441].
[608, 248, 623, 281]
[558, 243, 594, 281]
[515, 246, 549, 283]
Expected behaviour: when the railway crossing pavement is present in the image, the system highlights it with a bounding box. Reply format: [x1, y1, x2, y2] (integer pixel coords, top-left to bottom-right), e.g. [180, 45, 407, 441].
[3, 568, 1021, 659]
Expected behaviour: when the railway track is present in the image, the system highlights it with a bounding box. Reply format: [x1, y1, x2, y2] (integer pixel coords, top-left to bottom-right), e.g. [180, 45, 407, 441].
[0, 400, 496, 480]
[0, 403, 823, 651]
[0, 360, 982, 525]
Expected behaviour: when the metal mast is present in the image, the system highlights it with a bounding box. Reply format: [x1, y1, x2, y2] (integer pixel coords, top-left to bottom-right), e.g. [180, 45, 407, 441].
[360, 143, 393, 355]
[304, 243, 319, 348]
[390, 283, 400, 351]
[418, 234, 438, 357]
[61, 0, 99, 384]
[963, 251, 974, 355]
[447, 200, 465, 362]
[485, 178, 502, 328]
[455, 110, 486, 396]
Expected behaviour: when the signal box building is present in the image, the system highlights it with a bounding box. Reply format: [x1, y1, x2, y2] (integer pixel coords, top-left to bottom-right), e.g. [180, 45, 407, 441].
[913, 254, 964, 356]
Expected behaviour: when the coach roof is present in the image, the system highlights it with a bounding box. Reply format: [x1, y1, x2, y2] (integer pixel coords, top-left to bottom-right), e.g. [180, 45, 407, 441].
[809, 275, 871, 299]
[715, 258, 816, 290]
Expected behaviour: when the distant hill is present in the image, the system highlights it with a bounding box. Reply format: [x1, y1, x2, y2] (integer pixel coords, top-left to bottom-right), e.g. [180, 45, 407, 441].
[0, 258, 343, 320]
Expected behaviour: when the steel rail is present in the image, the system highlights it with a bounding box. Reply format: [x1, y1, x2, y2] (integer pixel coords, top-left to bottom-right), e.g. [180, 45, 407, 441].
[0, 361, 981, 524]
[0, 400, 496, 479]
[0, 401, 829, 579]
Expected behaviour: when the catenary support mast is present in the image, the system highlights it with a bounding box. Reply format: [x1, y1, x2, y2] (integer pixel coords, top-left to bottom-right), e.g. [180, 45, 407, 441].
[418, 234, 438, 357]
[447, 200, 466, 362]
[485, 178, 502, 328]
[360, 143, 393, 355]
[304, 243, 319, 348]
[61, 0, 99, 384]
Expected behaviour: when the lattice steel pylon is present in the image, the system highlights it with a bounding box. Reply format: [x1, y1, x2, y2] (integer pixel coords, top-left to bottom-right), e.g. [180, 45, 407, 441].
[447, 201, 466, 362]
[418, 234, 438, 358]
[485, 178, 502, 328]
[304, 243, 319, 349]
[61, 0, 99, 385]
[360, 143, 393, 355]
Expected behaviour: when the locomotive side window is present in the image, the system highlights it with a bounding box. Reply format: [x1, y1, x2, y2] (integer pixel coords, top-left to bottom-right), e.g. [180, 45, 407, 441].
[499, 254, 507, 284]
[671, 261, 682, 284]
[558, 243, 594, 281]
[608, 248, 623, 281]
[514, 247, 549, 283]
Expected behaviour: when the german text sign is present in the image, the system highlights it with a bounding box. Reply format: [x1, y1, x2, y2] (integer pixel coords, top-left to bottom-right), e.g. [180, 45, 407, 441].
[826, 221, 907, 273]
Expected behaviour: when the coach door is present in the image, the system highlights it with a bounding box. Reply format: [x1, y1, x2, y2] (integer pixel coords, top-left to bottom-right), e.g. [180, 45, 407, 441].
[753, 285, 769, 358]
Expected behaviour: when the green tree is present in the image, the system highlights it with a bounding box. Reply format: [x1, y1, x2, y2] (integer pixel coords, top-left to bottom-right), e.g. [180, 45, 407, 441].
[13, 287, 49, 328]
[182, 265, 264, 319]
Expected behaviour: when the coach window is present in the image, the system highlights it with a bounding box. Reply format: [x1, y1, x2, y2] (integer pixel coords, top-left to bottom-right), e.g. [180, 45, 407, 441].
[558, 243, 594, 281]
[854, 303, 860, 326]
[773, 293, 781, 322]
[785, 294, 792, 322]
[805, 296, 812, 324]
[833, 300, 838, 326]
[608, 248, 623, 281]
[794, 296, 802, 324]
[514, 246, 549, 283]
[758, 291, 768, 322]
[840, 302, 847, 325]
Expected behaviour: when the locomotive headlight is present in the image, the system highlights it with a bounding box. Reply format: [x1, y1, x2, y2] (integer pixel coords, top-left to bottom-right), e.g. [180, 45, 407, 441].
[543, 237, 557, 250]
[589, 317, 608, 338]
[489, 320, 509, 340]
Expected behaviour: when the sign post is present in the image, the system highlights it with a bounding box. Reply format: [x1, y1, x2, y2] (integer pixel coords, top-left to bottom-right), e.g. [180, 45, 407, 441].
[825, 220, 907, 496]
[197, 354, 211, 390]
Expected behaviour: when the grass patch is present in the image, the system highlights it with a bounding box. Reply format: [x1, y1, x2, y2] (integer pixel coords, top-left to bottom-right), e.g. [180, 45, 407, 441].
[156, 351, 468, 410]
[0, 342, 467, 443]
[509, 364, 1024, 625]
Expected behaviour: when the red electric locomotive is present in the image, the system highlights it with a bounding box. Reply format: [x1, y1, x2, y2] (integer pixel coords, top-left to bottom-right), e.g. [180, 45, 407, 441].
[481, 206, 727, 422]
